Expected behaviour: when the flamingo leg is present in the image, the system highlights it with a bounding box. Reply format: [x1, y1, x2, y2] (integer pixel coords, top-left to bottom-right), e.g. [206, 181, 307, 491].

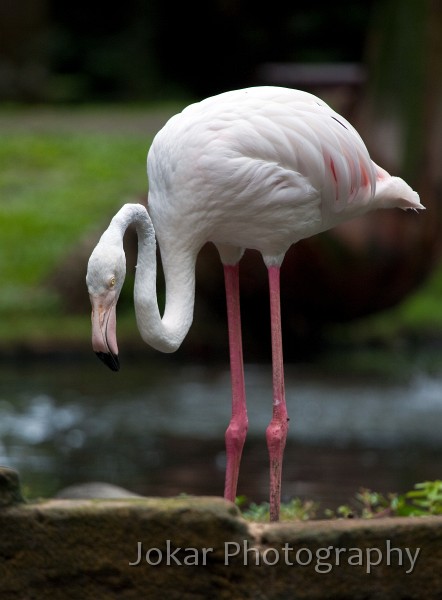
[266, 265, 289, 521]
[223, 263, 248, 502]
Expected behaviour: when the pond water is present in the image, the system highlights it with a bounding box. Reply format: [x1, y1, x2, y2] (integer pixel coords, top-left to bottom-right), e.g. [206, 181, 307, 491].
[1, 352, 442, 511]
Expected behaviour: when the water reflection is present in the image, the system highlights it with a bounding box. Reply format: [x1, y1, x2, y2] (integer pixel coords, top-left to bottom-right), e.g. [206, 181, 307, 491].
[1, 356, 442, 509]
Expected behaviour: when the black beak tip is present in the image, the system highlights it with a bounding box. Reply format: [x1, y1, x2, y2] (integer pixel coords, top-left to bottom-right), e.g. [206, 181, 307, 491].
[95, 351, 120, 372]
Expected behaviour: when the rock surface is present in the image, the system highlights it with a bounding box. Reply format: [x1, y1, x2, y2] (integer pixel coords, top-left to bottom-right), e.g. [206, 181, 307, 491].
[55, 482, 143, 499]
[0, 468, 441, 599]
[0, 466, 25, 508]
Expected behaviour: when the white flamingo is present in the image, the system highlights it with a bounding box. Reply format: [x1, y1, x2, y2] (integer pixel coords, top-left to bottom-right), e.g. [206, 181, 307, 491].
[86, 86, 424, 521]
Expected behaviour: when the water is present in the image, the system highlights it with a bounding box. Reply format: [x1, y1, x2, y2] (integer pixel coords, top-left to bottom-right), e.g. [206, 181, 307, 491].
[1, 354, 442, 510]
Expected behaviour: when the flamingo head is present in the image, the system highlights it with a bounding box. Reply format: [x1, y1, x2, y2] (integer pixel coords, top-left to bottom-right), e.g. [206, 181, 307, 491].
[86, 237, 126, 372]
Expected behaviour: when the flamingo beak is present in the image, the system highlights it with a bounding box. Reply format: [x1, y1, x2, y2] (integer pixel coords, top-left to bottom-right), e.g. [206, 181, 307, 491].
[90, 294, 120, 372]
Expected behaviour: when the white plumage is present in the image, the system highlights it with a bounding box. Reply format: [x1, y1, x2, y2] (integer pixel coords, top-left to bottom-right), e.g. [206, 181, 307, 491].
[147, 87, 421, 264]
[86, 86, 424, 520]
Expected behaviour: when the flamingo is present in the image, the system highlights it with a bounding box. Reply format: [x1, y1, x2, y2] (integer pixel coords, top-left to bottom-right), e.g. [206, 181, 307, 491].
[86, 86, 424, 521]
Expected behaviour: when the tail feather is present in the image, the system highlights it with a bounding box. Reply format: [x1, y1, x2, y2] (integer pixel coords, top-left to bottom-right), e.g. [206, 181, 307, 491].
[372, 163, 424, 211]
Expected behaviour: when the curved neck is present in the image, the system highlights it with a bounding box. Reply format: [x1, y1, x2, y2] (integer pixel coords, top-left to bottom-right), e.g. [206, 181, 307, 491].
[116, 204, 196, 353]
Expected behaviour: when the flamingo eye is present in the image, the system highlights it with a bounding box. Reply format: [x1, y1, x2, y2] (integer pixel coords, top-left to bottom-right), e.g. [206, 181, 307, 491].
[109, 276, 116, 288]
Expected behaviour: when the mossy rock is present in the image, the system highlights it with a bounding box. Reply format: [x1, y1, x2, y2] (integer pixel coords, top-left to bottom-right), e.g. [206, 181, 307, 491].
[1, 468, 442, 599]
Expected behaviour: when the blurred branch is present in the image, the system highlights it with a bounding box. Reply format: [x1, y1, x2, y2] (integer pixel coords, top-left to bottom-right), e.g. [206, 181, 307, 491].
[360, 0, 442, 184]
[357, 0, 442, 266]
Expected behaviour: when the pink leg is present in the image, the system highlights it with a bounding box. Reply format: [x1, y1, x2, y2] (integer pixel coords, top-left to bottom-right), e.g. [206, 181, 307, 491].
[223, 264, 248, 502]
[266, 265, 289, 521]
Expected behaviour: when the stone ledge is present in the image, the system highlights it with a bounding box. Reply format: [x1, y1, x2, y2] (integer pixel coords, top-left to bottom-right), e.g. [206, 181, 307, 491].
[1, 493, 442, 599]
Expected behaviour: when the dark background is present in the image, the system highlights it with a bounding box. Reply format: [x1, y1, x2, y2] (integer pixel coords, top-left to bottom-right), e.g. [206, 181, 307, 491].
[1, 0, 375, 103]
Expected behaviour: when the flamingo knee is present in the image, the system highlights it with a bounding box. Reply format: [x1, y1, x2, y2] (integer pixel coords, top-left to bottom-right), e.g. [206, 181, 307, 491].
[224, 414, 248, 502]
[266, 409, 289, 520]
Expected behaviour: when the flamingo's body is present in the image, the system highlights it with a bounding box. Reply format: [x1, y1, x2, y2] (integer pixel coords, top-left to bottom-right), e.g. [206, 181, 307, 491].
[86, 86, 423, 520]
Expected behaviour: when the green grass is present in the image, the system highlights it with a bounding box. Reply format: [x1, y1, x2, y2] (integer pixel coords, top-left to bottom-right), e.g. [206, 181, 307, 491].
[0, 132, 148, 287]
[0, 112, 157, 345]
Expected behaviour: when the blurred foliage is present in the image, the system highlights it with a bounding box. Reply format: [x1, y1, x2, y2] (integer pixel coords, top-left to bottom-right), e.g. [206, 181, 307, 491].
[240, 481, 442, 521]
[147, 0, 373, 98]
[2, 0, 375, 102]
[329, 481, 442, 519]
[363, 0, 438, 183]
[329, 262, 442, 348]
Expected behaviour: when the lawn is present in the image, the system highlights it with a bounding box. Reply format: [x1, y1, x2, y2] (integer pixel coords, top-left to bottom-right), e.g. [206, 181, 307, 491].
[0, 104, 180, 347]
